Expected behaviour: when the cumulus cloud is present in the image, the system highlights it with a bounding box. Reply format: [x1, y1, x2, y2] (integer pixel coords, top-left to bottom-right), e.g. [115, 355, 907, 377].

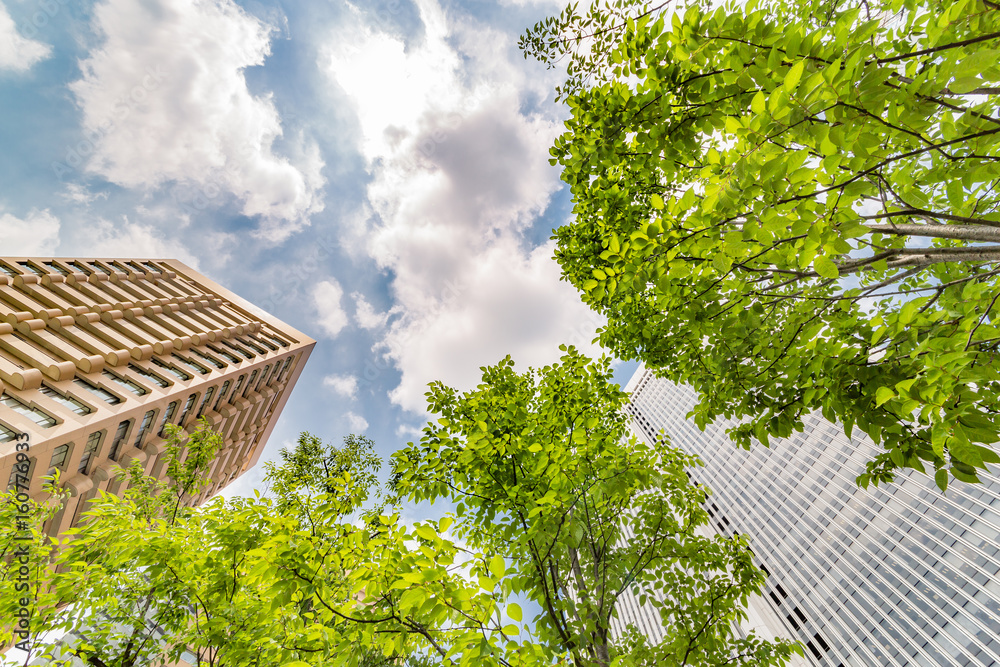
[326, 0, 603, 413]
[0, 209, 60, 255]
[312, 279, 349, 338]
[345, 411, 369, 432]
[70, 0, 324, 242]
[0, 3, 52, 72]
[353, 293, 395, 330]
[383, 240, 604, 413]
[323, 374, 358, 399]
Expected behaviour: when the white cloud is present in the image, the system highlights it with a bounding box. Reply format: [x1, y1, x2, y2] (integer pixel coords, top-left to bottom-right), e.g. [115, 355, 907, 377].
[0, 209, 60, 255]
[60, 184, 109, 205]
[383, 240, 604, 413]
[312, 279, 349, 338]
[326, 0, 601, 414]
[323, 374, 358, 399]
[345, 411, 369, 432]
[353, 292, 394, 330]
[69, 0, 324, 242]
[396, 423, 424, 439]
[0, 2, 52, 72]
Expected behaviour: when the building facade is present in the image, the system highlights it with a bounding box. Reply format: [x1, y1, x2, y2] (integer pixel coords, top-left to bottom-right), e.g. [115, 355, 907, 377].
[0, 257, 314, 534]
[622, 365, 1000, 667]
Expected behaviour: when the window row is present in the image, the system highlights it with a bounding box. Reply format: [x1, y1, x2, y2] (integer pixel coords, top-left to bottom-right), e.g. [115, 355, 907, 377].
[0, 259, 167, 278]
[0, 355, 294, 432]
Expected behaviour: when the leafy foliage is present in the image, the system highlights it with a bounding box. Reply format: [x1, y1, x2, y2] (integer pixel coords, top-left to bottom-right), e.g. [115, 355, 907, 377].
[522, 0, 1000, 489]
[9, 358, 798, 667]
[391, 346, 801, 667]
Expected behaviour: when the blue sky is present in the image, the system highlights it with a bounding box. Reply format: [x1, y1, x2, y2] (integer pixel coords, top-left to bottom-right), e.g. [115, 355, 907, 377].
[0, 0, 638, 494]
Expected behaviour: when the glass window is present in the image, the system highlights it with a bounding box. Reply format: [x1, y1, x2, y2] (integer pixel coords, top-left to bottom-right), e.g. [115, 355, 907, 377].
[78, 432, 102, 474]
[177, 393, 197, 427]
[47, 444, 70, 476]
[222, 340, 254, 359]
[171, 353, 208, 375]
[39, 385, 92, 415]
[229, 375, 246, 404]
[128, 364, 170, 388]
[158, 401, 179, 437]
[268, 335, 289, 348]
[208, 345, 241, 364]
[257, 365, 271, 390]
[142, 261, 163, 273]
[109, 261, 131, 274]
[133, 410, 155, 448]
[0, 423, 16, 444]
[150, 358, 191, 381]
[214, 381, 231, 410]
[191, 349, 225, 369]
[70, 261, 92, 275]
[45, 261, 69, 275]
[102, 370, 147, 396]
[72, 378, 121, 405]
[107, 420, 130, 461]
[238, 337, 268, 355]
[89, 262, 112, 275]
[0, 263, 17, 276]
[1, 393, 57, 427]
[249, 334, 278, 351]
[243, 370, 259, 397]
[196, 387, 215, 418]
[277, 357, 293, 382]
[18, 262, 44, 276]
[7, 457, 34, 491]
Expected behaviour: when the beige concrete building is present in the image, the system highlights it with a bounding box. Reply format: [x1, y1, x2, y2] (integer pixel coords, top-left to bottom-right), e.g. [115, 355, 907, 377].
[0, 257, 314, 533]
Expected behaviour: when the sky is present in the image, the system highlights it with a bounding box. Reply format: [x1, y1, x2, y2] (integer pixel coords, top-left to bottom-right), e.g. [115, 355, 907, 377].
[0, 0, 639, 495]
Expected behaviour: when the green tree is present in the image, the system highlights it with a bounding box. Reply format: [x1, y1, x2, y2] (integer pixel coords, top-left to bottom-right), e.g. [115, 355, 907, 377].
[391, 346, 801, 667]
[11, 427, 458, 667]
[522, 0, 1000, 489]
[12, 356, 798, 667]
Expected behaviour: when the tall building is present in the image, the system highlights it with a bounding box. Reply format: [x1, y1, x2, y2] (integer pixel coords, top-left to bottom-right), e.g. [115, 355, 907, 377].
[621, 365, 1000, 667]
[0, 257, 314, 533]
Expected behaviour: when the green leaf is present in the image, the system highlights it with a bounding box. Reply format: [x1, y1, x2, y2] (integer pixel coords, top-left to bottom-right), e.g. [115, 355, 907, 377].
[751, 90, 766, 114]
[935, 468, 949, 493]
[813, 255, 839, 279]
[898, 300, 918, 327]
[784, 60, 805, 92]
[507, 603, 523, 622]
[650, 193, 664, 210]
[950, 77, 982, 94]
[875, 387, 895, 407]
[489, 554, 506, 580]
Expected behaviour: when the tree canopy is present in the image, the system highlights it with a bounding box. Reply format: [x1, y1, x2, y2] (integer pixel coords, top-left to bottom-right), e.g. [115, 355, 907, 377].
[391, 346, 800, 667]
[522, 0, 1000, 490]
[4, 351, 798, 667]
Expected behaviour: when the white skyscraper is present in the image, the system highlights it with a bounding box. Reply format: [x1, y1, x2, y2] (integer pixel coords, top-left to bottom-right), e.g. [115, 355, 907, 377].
[621, 365, 1000, 666]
